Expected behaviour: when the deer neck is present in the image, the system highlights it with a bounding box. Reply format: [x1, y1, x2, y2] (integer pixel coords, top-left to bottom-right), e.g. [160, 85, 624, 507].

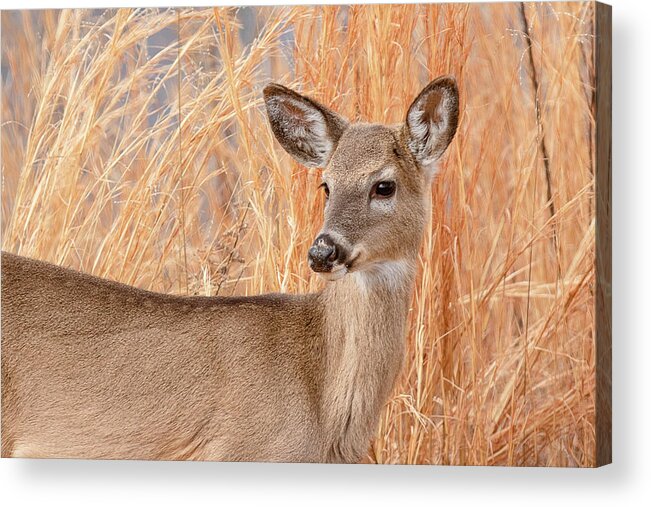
[319, 258, 416, 462]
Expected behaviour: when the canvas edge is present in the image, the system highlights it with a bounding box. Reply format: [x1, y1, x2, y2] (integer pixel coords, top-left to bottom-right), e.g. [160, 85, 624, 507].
[594, 0, 612, 468]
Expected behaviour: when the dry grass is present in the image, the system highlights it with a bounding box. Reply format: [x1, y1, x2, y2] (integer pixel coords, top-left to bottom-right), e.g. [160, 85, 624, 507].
[1, 2, 597, 466]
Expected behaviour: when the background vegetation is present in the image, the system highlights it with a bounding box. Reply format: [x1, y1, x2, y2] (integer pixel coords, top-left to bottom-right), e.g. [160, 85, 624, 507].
[1, 2, 597, 466]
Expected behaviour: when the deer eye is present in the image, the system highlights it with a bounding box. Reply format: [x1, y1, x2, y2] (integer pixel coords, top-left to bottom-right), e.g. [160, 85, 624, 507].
[371, 181, 396, 199]
[319, 182, 330, 199]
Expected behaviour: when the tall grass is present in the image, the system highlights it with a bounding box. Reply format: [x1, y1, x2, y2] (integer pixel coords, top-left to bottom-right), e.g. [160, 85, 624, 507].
[1, 2, 597, 466]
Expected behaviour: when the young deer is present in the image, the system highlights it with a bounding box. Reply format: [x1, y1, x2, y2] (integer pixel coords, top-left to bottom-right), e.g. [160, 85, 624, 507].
[1, 76, 458, 463]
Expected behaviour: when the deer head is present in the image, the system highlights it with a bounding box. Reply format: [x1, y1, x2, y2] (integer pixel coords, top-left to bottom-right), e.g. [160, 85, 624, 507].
[264, 76, 459, 282]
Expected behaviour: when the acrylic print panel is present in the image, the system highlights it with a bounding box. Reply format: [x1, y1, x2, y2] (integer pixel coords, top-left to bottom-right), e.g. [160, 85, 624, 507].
[0, 2, 611, 466]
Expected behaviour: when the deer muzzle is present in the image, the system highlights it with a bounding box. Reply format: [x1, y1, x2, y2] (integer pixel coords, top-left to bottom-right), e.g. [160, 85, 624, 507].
[308, 233, 346, 274]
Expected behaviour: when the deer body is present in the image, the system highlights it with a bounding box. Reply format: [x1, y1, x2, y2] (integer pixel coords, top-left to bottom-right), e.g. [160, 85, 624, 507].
[1, 252, 410, 462]
[1, 76, 458, 462]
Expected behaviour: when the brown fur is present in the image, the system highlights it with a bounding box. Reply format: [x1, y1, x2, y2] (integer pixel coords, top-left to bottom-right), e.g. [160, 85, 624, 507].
[1, 76, 458, 462]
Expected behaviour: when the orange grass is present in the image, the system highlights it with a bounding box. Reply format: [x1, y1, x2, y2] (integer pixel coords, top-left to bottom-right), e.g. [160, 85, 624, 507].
[1, 2, 597, 466]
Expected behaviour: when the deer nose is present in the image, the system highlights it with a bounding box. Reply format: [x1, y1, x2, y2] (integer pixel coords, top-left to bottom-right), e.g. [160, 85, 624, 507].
[308, 234, 339, 272]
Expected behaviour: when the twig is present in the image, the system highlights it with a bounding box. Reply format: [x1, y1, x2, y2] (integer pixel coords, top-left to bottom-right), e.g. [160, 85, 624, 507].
[215, 202, 250, 296]
[518, 2, 558, 252]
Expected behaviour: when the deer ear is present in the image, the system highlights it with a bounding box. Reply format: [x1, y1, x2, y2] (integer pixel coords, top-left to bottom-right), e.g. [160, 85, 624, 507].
[404, 76, 459, 175]
[263, 84, 348, 168]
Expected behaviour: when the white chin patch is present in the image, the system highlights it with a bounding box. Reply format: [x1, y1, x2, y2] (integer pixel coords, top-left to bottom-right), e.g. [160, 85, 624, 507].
[317, 264, 348, 281]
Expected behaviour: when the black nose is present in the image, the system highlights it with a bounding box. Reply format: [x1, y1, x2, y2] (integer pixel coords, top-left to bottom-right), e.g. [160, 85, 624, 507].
[308, 234, 339, 272]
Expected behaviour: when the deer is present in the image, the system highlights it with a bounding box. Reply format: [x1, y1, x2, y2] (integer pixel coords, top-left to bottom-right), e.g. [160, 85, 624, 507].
[1, 75, 459, 463]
